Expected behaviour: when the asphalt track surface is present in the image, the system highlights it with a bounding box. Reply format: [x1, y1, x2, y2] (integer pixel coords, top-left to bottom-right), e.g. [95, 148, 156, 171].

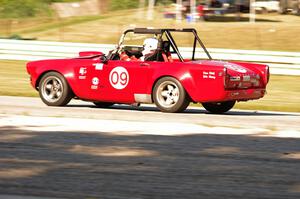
[0, 96, 300, 199]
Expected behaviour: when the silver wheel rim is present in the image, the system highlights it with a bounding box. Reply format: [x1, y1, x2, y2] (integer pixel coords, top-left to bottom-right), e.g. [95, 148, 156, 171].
[41, 76, 64, 103]
[156, 81, 180, 108]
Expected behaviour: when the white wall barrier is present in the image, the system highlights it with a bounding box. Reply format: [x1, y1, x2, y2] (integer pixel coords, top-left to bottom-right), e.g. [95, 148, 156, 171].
[1, 39, 299, 76]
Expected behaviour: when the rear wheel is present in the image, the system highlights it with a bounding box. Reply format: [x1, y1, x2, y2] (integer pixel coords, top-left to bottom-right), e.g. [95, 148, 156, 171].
[39, 72, 73, 106]
[153, 77, 190, 113]
[93, 102, 114, 108]
[202, 101, 236, 114]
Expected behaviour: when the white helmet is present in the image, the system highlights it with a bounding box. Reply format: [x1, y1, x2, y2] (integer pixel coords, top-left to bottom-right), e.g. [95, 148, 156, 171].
[142, 38, 158, 55]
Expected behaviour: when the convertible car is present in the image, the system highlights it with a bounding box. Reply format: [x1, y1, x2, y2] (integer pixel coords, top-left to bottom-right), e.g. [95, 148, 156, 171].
[26, 28, 269, 113]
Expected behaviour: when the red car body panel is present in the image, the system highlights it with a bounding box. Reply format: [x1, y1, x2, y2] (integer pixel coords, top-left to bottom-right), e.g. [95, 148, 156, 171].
[26, 55, 268, 104]
[26, 28, 269, 107]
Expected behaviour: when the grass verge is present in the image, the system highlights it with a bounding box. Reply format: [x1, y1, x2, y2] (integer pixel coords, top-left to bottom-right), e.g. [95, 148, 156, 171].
[0, 60, 299, 112]
[1, 10, 300, 51]
[234, 75, 300, 112]
[0, 60, 37, 97]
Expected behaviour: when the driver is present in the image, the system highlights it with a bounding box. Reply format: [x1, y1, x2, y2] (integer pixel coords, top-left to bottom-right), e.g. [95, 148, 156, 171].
[140, 38, 159, 61]
[119, 38, 159, 62]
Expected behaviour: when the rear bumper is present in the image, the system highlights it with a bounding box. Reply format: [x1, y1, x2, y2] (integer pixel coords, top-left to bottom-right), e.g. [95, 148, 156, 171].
[193, 88, 266, 103]
[224, 88, 266, 101]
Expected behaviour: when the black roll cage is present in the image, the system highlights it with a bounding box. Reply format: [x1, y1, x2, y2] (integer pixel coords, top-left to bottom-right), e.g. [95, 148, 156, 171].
[112, 28, 212, 62]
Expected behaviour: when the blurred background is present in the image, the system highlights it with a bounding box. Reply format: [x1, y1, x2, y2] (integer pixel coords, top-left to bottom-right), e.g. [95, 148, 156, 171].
[0, 0, 299, 112]
[1, 0, 300, 50]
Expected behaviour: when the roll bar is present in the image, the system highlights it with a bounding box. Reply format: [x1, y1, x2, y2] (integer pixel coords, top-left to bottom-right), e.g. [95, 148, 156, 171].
[112, 28, 212, 61]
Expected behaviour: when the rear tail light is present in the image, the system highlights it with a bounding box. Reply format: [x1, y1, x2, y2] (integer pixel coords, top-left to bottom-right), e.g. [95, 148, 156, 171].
[224, 68, 228, 88]
[224, 68, 243, 89]
[224, 72, 262, 90]
[265, 66, 270, 83]
[230, 76, 241, 81]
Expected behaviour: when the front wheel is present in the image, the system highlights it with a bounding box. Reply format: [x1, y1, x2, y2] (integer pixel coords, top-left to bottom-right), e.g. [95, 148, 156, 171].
[202, 101, 236, 114]
[153, 77, 190, 113]
[39, 72, 73, 106]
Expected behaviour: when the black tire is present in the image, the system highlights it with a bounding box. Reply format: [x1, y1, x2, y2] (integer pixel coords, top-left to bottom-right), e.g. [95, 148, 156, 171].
[202, 101, 236, 114]
[153, 77, 190, 113]
[38, 72, 73, 106]
[93, 102, 114, 108]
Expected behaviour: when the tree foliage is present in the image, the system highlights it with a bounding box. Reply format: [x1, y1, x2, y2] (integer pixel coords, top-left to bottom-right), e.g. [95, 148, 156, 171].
[0, 0, 81, 18]
[109, 0, 174, 11]
[0, 0, 49, 18]
[110, 0, 140, 10]
[0, 0, 175, 18]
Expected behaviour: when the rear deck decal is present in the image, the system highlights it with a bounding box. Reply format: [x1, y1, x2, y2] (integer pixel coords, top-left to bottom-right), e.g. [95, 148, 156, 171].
[203, 71, 216, 79]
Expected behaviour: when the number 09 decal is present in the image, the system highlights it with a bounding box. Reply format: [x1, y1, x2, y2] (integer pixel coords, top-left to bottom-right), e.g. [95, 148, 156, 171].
[109, 66, 129, 89]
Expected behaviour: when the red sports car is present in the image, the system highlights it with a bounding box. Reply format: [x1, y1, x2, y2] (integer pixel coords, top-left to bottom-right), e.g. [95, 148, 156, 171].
[26, 28, 269, 113]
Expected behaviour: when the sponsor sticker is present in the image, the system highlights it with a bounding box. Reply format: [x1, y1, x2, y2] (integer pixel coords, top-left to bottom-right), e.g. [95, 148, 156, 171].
[93, 63, 104, 70]
[109, 66, 129, 89]
[91, 77, 99, 90]
[79, 67, 87, 79]
[203, 71, 216, 79]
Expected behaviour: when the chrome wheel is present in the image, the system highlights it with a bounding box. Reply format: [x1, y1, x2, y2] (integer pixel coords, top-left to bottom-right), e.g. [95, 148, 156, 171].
[156, 81, 180, 108]
[153, 77, 190, 113]
[41, 76, 64, 103]
[39, 72, 73, 106]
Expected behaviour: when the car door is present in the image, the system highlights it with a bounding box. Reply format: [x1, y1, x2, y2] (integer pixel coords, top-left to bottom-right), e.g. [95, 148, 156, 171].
[87, 59, 151, 103]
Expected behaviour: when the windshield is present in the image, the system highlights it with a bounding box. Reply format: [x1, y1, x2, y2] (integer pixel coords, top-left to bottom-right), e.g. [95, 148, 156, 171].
[121, 32, 158, 46]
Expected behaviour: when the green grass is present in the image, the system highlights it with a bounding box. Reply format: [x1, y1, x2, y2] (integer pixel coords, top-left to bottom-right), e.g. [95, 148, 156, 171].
[17, 15, 107, 35]
[1, 10, 300, 51]
[234, 75, 300, 112]
[0, 60, 38, 97]
[0, 60, 299, 112]
[0, 11, 299, 47]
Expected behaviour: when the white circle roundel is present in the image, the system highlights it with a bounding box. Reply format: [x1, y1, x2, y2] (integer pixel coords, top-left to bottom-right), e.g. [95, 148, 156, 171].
[92, 77, 99, 85]
[109, 66, 129, 89]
